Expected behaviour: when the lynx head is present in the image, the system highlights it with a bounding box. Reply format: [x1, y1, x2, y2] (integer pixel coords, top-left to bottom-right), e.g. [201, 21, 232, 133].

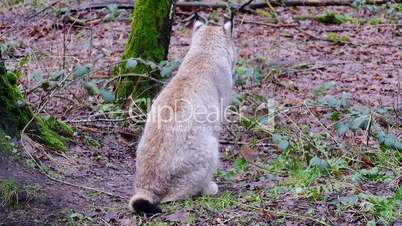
[190, 13, 236, 68]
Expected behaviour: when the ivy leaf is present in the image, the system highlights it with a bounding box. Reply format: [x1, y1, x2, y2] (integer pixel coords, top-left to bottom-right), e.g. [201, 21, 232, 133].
[394, 141, 402, 151]
[377, 132, 386, 144]
[49, 70, 64, 81]
[223, 170, 236, 181]
[233, 157, 247, 171]
[104, 4, 119, 22]
[335, 122, 349, 136]
[354, 106, 369, 115]
[158, 60, 168, 67]
[330, 111, 341, 121]
[160, 66, 173, 77]
[383, 136, 395, 147]
[338, 196, 358, 206]
[126, 58, 138, 69]
[278, 140, 289, 152]
[272, 134, 289, 151]
[84, 82, 100, 96]
[73, 64, 91, 79]
[340, 93, 350, 108]
[326, 95, 339, 109]
[259, 115, 269, 125]
[351, 172, 363, 182]
[312, 81, 334, 96]
[366, 220, 376, 226]
[145, 61, 157, 70]
[272, 134, 281, 144]
[309, 156, 329, 170]
[99, 88, 115, 103]
[29, 70, 43, 83]
[350, 115, 368, 130]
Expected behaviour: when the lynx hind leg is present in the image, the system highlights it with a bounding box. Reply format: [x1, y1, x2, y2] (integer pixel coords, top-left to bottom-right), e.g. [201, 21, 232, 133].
[202, 181, 218, 195]
[202, 136, 219, 196]
[162, 135, 220, 203]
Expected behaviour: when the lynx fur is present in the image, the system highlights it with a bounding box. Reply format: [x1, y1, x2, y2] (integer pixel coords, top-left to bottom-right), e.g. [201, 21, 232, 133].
[129, 16, 236, 215]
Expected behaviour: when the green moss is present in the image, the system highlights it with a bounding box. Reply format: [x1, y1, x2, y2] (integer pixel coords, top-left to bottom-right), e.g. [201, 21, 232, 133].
[316, 11, 359, 25]
[114, 79, 135, 100]
[40, 115, 74, 138]
[114, 0, 174, 99]
[1, 59, 72, 152]
[6, 71, 17, 84]
[0, 63, 32, 137]
[33, 116, 71, 151]
[0, 129, 14, 154]
[326, 32, 350, 44]
[0, 70, 68, 151]
[366, 17, 384, 25]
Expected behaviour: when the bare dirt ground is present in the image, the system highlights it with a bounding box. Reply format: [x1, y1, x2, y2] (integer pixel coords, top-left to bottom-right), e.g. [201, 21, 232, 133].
[0, 0, 401, 225]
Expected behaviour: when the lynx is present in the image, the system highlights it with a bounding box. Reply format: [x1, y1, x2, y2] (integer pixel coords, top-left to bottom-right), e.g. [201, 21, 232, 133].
[129, 15, 236, 215]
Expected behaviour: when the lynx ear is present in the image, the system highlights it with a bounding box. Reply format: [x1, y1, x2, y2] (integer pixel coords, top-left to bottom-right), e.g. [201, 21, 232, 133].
[223, 21, 233, 34]
[193, 13, 206, 32]
[223, 15, 234, 35]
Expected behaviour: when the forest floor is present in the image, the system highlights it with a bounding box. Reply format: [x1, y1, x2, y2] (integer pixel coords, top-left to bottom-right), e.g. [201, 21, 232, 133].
[0, 0, 401, 225]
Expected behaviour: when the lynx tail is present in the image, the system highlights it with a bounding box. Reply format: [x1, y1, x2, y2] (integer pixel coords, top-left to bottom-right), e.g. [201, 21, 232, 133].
[129, 193, 161, 215]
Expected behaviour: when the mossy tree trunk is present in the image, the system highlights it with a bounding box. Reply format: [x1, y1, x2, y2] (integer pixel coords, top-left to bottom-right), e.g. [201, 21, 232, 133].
[114, 0, 175, 101]
[0, 54, 73, 152]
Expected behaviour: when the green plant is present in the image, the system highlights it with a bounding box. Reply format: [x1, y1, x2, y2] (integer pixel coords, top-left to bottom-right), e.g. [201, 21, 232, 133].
[234, 60, 263, 86]
[0, 41, 18, 56]
[1, 0, 23, 8]
[316, 11, 359, 24]
[272, 134, 289, 152]
[84, 135, 101, 150]
[326, 33, 350, 44]
[66, 212, 93, 226]
[352, 0, 367, 9]
[352, 167, 386, 182]
[0, 179, 20, 207]
[362, 187, 402, 224]
[305, 185, 325, 201]
[103, 4, 119, 22]
[195, 191, 235, 211]
[366, 17, 384, 25]
[224, 157, 248, 180]
[312, 81, 334, 96]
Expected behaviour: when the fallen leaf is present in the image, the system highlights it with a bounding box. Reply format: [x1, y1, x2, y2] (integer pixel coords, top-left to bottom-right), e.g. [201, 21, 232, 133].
[240, 144, 258, 162]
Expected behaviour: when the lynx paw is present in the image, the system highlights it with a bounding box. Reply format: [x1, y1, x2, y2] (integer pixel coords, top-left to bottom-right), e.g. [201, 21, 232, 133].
[202, 182, 218, 195]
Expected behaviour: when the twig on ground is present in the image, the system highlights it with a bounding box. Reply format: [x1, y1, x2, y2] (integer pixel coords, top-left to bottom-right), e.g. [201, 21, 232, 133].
[20, 135, 126, 200]
[235, 18, 295, 27]
[66, 118, 127, 123]
[105, 73, 165, 88]
[366, 113, 373, 145]
[25, 0, 61, 20]
[294, 27, 326, 41]
[219, 139, 276, 147]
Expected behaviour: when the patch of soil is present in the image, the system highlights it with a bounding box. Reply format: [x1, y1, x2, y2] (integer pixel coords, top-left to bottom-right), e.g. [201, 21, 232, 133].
[0, 152, 87, 225]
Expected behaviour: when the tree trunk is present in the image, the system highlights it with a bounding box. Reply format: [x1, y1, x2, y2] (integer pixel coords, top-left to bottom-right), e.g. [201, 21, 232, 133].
[0, 54, 73, 152]
[114, 0, 175, 101]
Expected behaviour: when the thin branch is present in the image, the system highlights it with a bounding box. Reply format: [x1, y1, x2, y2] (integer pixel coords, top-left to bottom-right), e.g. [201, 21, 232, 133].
[20, 135, 126, 200]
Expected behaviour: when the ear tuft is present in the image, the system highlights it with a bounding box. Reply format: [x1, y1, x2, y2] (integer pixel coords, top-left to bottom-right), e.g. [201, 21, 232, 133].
[223, 21, 233, 34]
[194, 20, 205, 31]
[193, 13, 206, 31]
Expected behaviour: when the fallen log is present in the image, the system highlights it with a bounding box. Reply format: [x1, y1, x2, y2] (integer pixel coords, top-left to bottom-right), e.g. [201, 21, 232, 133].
[68, 0, 402, 13]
